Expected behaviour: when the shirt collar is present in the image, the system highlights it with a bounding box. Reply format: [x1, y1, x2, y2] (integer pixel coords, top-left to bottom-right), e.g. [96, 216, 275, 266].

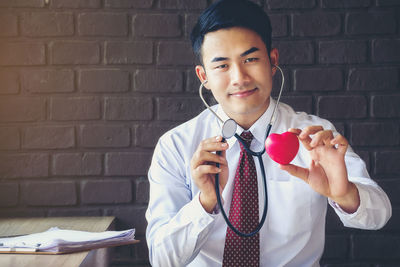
[215, 97, 277, 149]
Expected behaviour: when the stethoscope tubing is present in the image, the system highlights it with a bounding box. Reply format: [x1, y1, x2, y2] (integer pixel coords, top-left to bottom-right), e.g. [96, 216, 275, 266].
[199, 65, 284, 237]
[215, 127, 270, 237]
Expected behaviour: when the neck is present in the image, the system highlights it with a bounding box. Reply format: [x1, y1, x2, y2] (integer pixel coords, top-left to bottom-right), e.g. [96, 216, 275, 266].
[225, 98, 270, 130]
[234, 115, 259, 130]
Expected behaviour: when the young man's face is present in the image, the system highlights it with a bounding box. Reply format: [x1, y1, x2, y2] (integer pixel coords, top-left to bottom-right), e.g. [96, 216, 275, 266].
[196, 27, 279, 129]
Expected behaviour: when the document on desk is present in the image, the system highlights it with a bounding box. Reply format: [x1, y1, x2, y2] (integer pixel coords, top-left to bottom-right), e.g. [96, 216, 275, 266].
[0, 227, 136, 254]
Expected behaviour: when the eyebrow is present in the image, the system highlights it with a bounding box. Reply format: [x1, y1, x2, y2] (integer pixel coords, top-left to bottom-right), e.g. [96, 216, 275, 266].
[211, 56, 228, 63]
[240, 47, 259, 57]
[210, 47, 260, 63]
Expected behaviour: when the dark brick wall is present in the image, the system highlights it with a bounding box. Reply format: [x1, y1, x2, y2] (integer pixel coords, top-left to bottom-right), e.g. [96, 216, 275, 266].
[0, 0, 398, 266]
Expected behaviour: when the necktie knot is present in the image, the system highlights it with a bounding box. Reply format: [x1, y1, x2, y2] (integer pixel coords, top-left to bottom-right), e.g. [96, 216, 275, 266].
[240, 131, 254, 149]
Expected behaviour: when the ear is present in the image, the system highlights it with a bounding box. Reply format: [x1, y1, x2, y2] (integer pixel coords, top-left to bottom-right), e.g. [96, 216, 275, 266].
[195, 65, 209, 89]
[269, 48, 279, 76]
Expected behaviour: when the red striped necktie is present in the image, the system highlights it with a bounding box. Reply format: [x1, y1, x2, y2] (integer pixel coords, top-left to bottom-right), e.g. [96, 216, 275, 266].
[222, 131, 260, 267]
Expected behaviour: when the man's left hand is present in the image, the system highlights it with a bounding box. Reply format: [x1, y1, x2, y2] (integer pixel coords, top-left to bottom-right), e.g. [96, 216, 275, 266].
[279, 126, 360, 213]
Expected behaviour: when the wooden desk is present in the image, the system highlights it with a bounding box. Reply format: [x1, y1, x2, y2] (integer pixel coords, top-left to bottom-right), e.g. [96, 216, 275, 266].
[0, 217, 116, 267]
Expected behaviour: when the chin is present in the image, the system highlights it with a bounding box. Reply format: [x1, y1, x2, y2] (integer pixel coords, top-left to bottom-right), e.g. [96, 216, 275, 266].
[229, 104, 263, 116]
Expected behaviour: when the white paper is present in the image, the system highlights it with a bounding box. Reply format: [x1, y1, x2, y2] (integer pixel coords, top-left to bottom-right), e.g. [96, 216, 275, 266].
[0, 227, 136, 253]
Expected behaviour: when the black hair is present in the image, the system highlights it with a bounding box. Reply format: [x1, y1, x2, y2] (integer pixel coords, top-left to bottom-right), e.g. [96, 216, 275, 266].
[190, 0, 272, 64]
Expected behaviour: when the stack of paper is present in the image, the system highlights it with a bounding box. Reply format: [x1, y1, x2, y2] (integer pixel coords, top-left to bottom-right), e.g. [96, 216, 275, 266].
[0, 227, 136, 254]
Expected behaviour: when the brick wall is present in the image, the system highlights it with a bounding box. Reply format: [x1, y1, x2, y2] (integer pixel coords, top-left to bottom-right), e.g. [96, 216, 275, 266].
[0, 0, 398, 266]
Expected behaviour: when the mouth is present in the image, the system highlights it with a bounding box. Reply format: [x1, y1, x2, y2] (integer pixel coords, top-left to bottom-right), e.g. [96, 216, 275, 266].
[229, 88, 258, 98]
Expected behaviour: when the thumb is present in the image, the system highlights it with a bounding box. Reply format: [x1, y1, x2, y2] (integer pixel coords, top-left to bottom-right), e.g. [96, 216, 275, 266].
[219, 149, 229, 189]
[279, 163, 309, 183]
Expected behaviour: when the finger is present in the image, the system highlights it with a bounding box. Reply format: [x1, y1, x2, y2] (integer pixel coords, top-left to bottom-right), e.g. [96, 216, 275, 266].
[279, 164, 309, 183]
[298, 126, 325, 151]
[193, 165, 222, 178]
[299, 125, 324, 139]
[287, 128, 301, 135]
[288, 128, 314, 151]
[310, 130, 334, 148]
[192, 164, 219, 196]
[297, 133, 313, 151]
[218, 154, 229, 189]
[330, 134, 348, 154]
[191, 150, 227, 169]
[191, 137, 229, 171]
[199, 136, 228, 152]
[219, 148, 227, 164]
[194, 138, 228, 161]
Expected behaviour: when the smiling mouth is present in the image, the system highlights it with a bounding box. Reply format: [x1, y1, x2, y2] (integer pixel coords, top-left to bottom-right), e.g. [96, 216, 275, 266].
[229, 88, 258, 98]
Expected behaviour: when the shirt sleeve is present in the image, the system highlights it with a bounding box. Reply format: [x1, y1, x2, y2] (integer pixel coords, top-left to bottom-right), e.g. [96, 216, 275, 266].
[145, 137, 218, 267]
[328, 149, 392, 230]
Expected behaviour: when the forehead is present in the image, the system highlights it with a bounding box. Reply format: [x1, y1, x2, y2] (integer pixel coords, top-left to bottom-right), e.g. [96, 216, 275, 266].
[201, 27, 267, 62]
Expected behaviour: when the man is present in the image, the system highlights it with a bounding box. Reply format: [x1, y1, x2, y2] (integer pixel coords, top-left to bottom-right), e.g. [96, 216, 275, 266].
[145, 0, 392, 266]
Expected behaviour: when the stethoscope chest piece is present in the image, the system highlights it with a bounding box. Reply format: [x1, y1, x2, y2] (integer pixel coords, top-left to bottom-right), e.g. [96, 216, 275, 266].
[222, 119, 237, 139]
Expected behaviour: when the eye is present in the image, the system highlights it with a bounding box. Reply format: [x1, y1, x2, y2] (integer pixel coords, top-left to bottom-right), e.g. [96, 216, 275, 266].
[215, 64, 228, 69]
[244, 57, 259, 63]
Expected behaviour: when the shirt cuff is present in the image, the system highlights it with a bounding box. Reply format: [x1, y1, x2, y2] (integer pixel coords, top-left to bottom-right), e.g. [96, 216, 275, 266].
[328, 182, 366, 219]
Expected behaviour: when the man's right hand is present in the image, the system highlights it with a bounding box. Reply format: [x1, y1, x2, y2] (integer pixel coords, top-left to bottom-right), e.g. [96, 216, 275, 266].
[190, 135, 229, 213]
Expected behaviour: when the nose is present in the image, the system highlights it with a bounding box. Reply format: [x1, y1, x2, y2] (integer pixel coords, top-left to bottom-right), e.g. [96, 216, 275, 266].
[230, 63, 250, 88]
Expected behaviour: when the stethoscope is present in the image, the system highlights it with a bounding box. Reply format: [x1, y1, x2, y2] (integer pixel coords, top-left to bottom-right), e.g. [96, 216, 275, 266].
[199, 65, 285, 237]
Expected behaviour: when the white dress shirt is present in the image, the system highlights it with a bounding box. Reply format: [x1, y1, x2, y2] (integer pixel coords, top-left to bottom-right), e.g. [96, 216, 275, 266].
[145, 98, 392, 267]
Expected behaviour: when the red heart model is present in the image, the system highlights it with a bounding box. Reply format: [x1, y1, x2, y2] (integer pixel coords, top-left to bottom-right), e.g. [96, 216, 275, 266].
[265, 131, 299, 165]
